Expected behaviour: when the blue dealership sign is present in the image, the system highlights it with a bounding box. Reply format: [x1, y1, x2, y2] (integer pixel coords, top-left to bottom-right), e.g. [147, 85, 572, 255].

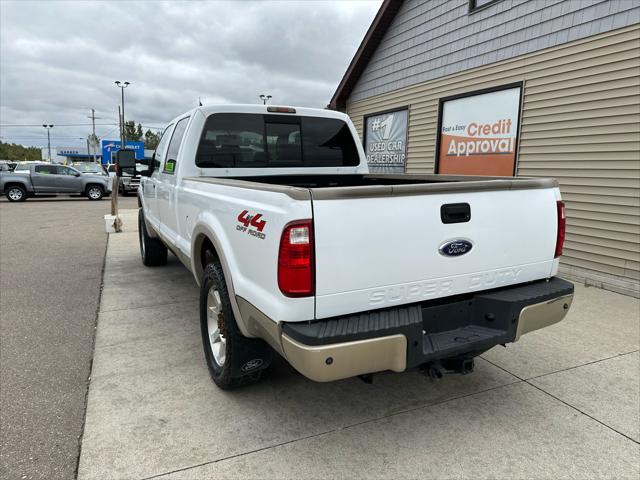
[101, 140, 145, 164]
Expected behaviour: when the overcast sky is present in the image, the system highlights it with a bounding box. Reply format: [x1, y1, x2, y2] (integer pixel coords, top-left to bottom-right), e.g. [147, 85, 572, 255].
[0, 0, 380, 148]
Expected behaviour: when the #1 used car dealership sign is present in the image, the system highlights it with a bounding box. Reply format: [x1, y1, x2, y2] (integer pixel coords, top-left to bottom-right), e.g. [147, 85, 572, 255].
[437, 85, 522, 176]
[365, 108, 408, 173]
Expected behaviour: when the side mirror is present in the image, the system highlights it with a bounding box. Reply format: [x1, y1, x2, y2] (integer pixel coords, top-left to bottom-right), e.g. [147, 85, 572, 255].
[116, 149, 137, 177]
[140, 153, 155, 177]
[74, 172, 81, 177]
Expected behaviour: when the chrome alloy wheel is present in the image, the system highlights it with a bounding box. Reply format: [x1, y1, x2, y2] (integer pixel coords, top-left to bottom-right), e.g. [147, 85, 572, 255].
[7, 187, 23, 201]
[207, 288, 226, 366]
[88, 187, 102, 199]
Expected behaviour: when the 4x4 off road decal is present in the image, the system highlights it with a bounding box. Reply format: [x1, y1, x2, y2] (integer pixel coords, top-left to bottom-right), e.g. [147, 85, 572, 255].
[236, 210, 267, 239]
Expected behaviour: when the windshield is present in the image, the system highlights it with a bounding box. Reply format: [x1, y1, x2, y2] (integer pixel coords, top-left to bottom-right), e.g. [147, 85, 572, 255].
[73, 163, 104, 174]
[195, 113, 359, 168]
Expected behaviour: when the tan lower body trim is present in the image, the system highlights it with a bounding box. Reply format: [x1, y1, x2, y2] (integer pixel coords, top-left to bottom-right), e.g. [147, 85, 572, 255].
[515, 293, 573, 341]
[281, 334, 407, 382]
[236, 296, 285, 356]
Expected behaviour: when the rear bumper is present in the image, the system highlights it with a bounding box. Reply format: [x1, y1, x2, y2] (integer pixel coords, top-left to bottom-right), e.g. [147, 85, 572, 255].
[281, 277, 573, 382]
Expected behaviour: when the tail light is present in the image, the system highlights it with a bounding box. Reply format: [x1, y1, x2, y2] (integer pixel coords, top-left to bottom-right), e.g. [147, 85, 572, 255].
[555, 201, 566, 258]
[278, 220, 314, 297]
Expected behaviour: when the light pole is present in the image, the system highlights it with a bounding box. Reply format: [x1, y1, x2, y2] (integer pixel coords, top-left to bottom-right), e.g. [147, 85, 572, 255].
[259, 94, 272, 105]
[42, 124, 54, 161]
[114, 81, 130, 148]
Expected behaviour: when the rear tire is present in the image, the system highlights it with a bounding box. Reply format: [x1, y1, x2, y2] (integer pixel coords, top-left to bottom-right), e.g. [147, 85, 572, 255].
[200, 260, 272, 390]
[86, 185, 104, 201]
[138, 208, 168, 266]
[6, 185, 27, 202]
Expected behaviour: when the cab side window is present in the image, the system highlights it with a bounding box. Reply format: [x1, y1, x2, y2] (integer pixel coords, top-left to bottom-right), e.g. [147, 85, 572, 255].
[153, 125, 173, 172]
[163, 117, 190, 174]
[35, 165, 57, 175]
[57, 166, 77, 176]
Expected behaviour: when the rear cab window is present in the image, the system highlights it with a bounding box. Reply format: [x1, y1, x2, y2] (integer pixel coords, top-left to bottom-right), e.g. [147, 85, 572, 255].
[195, 113, 358, 168]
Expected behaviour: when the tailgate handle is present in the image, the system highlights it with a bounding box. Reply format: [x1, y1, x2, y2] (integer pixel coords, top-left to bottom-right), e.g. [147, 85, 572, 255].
[441, 203, 471, 224]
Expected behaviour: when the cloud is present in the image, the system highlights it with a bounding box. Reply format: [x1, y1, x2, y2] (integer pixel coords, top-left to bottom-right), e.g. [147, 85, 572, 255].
[0, 0, 380, 148]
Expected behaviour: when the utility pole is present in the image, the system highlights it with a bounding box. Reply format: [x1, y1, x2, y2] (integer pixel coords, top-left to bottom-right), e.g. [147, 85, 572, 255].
[88, 108, 101, 163]
[42, 124, 54, 161]
[88, 108, 100, 135]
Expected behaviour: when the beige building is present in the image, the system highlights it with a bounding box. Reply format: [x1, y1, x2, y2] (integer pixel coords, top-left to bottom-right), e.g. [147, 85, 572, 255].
[331, 0, 640, 297]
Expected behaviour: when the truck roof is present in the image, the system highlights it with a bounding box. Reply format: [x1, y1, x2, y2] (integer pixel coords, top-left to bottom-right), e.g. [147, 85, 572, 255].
[167, 104, 350, 126]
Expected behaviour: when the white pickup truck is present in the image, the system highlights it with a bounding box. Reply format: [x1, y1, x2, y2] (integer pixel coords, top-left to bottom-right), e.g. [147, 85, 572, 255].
[137, 104, 573, 389]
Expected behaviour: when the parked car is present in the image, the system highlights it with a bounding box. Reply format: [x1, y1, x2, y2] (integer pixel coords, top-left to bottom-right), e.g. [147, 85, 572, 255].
[0, 163, 112, 201]
[0, 161, 16, 172]
[137, 104, 574, 389]
[72, 162, 108, 176]
[119, 171, 141, 196]
[108, 162, 149, 196]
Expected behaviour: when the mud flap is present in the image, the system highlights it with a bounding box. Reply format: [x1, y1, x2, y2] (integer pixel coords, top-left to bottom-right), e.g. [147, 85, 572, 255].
[229, 337, 273, 378]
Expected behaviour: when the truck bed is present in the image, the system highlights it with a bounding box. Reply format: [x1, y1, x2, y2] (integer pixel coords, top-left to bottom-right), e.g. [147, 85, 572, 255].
[225, 173, 556, 192]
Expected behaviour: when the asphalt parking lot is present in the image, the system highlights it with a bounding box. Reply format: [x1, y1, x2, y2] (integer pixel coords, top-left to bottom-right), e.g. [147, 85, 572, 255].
[76, 208, 640, 480]
[0, 195, 137, 480]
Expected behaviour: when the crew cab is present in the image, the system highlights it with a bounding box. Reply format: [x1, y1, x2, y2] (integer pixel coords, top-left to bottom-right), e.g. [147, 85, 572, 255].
[1, 163, 112, 202]
[137, 104, 573, 389]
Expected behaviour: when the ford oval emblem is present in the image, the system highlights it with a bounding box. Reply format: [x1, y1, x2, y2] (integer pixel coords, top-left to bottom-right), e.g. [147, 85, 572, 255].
[439, 239, 473, 257]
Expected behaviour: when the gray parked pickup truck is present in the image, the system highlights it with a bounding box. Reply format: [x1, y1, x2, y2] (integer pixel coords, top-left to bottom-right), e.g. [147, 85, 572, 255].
[0, 163, 112, 202]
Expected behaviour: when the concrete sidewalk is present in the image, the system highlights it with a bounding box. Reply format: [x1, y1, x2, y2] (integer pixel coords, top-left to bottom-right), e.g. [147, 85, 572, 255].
[78, 209, 639, 480]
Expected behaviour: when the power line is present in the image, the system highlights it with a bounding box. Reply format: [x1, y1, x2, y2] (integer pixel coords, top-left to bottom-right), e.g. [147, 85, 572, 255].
[1, 136, 95, 140]
[0, 123, 117, 127]
[0, 123, 164, 129]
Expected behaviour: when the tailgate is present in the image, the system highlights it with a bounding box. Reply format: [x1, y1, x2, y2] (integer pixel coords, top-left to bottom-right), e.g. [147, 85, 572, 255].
[311, 184, 559, 319]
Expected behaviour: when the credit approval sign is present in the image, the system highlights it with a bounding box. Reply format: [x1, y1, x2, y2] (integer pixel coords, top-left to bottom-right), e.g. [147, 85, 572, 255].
[437, 86, 521, 176]
[364, 108, 408, 173]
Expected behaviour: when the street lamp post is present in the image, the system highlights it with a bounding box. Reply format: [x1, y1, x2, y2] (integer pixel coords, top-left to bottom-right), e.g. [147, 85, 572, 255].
[114, 81, 130, 148]
[42, 124, 54, 161]
[111, 81, 129, 231]
[259, 94, 272, 105]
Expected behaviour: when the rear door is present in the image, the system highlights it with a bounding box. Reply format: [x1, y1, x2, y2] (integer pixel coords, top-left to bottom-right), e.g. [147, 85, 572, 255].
[31, 165, 58, 192]
[311, 186, 559, 319]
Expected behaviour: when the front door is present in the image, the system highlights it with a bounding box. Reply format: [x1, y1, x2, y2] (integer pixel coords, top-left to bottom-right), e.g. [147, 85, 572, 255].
[143, 124, 174, 232]
[157, 116, 190, 247]
[55, 166, 83, 192]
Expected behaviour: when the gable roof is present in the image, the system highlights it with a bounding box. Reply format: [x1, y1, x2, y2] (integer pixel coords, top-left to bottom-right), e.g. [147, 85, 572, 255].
[329, 0, 403, 111]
